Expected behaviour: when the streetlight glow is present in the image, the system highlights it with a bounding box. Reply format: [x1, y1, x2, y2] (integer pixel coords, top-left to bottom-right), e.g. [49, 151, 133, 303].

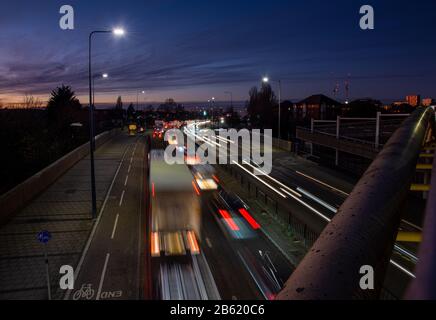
[262, 77, 269, 83]
[113, 28, 125, 36]
[102, 73, 108, 78]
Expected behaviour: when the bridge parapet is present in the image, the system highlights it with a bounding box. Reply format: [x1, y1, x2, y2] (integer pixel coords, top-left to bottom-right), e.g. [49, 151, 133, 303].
[277, 107, 435, 300]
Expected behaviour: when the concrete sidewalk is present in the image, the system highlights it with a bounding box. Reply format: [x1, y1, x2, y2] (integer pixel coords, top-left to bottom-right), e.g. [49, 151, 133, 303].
[0, 133, 129, 300]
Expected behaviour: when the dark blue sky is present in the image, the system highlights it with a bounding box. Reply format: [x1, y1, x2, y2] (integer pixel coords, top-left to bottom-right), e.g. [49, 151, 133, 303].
[1, 0, 436, 105]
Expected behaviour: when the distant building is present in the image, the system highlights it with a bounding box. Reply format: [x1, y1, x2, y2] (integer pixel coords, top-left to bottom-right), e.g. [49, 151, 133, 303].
[393, 101, 407, 106]
[294, 94, 342, 121]
[406, 95, 421, 107]
[422, 98, 434, 107]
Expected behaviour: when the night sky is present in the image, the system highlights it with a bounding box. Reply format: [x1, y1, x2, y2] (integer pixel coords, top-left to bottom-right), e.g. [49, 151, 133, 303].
[1, 0, 436, 105]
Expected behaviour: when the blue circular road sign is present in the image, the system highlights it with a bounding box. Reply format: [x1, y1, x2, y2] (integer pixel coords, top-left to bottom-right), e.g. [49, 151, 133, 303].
[37, 230, 52, 244]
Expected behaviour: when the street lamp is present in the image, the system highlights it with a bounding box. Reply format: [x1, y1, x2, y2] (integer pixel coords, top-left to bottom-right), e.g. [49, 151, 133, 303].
[262, 76, 282, 139]
[92, 73, 109, 110]
[224, 91, 233, 108]
[91, 73, 109, 151]
[113, 28, 125, 36]
[137, 90, 146, 110]
[88, 28, 124, 219]
[210, 97, 216, 125]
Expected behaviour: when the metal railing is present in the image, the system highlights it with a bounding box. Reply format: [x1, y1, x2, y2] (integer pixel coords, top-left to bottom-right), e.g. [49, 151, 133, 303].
[277, 107, 435, 300]
[406, 136, 436, 299]
[298, 127, 379, 148]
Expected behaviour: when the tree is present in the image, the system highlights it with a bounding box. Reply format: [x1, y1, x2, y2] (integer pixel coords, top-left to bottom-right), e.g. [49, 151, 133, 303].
[46, 85, 82, 124]
[23, 94, 43, 109]
[127, 103, 135, 120]
[115, 96, 123, 110]
[112, 96, 124, 124]
[247, 83, 277, 129]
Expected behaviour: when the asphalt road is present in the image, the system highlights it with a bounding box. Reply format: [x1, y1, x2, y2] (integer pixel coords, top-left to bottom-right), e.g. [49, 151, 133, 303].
[66, 131, 294, 301]
[186, 123, 419, 298]
[65, 124, 418, 300]
[66, 133, 146, 300]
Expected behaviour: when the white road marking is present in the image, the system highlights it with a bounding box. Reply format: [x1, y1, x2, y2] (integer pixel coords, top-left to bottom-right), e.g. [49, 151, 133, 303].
[390, 259, 415, 278]
[124, 175, 129, 186]
[64, 145, 129, 300]
[205, 237, 212, 248]
[401, 219, 422, 231]
[96, 253, 111, 300]
[111, 214, 119, 239]
[128, 164, 132, 173]
[295, 170, 349, 196]
[243, 160, 302, 197]
[296, 187, 338, 213]
[232, 161, 287, 198]
[119, 190, 125, 206]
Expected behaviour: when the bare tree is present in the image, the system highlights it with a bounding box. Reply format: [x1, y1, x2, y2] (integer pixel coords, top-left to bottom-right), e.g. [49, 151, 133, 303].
[23, 94, 43, 109]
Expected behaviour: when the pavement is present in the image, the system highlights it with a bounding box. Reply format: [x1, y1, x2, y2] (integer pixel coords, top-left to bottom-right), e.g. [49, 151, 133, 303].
[0, 132, 131, 300]
[65, 134, 146, 300]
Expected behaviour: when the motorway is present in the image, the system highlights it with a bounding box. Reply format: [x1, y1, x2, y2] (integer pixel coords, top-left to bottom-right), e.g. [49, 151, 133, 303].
[184, 122, 420, 298]
[65, 130, 294, 300]
[64, 122, 419, 300]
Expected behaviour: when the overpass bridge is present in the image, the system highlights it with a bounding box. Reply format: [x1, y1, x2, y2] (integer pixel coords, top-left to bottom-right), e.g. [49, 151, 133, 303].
[296, 113, 410, 174]
[185, 117, 430, 299]
[277, 106, 436, 299]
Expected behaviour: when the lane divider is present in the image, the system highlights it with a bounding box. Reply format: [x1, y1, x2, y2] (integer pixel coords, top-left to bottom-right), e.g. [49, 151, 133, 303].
[119, 190, 125, 206]
[96, 253, 111, 300]
[111, 214, 119, 240]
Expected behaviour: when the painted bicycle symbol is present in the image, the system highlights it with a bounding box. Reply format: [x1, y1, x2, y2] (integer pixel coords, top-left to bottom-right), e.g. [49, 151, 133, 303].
[73, 283, 95, 300]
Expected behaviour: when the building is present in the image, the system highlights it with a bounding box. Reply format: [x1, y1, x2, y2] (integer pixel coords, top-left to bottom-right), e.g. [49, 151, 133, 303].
[422, 98, 434, 107]
[406, 95, 421, 107]
[294, 94, 342, 121]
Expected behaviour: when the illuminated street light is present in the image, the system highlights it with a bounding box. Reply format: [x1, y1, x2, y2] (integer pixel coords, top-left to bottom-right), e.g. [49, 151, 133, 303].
[262, 77, 269, 83]
[88, 29, 125, 219]
[93, 73, 109, 118]
[137, 90, 146, 110]
[113, 28, 125, 36]
[224, 91, 233, 108]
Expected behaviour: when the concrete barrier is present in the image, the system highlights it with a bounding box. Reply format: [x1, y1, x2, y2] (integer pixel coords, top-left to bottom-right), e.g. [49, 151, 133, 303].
[272, 137, 292, 152]
[0, 129, 119, 225]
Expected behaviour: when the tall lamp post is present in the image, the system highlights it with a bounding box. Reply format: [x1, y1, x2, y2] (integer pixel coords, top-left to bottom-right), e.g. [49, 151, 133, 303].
[224, 91, 233, 108]
[88, 28, 124, 219]
[93, 73, 108, 108]
[91, 73, 109, 151]
[137, 90, 145, 111]
[263, 77, 282, 140]
[210, 97, 216, 126]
